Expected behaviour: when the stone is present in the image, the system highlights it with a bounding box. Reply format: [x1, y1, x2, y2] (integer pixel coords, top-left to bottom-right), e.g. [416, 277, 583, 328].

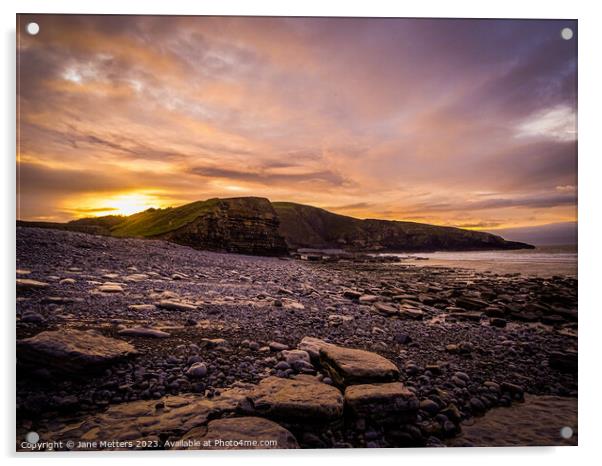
[157, 300, 197, 312]
[501, 382, 524, 400]
[455, 296, 488, 310]
[490, 317, 507, 328]
[281, 349, 311, 366]
[201, 338, 228, 348]
[344, 382, 418, 424]
[328, 314, 354, 325]
[343, 290, 362, 300]
[419, 399, 440, 416]
[397, 305, 425, 320]
[269, 341, 289, 352]
[393, 332, 412, 344]
[180, 417, 298, 449]
[21, 312, 45, 324]
[98, 283, 124, 293]
[117, 327, 170, 338]
[39, 389, 251, 449]
[17, 329, 137, 374]
[16, 278, 49, 290]
[372, 302, 399, 316]
[59, 278, 76, 285]
[128, 304, 157, 312]
[186, 362, 208, 379]
[124, 274, 148, 282]
[318, 341, 400, 386]
[297, 336, 331, 361]
[241, 375, 344, 422]
[359, 294, 379, 304]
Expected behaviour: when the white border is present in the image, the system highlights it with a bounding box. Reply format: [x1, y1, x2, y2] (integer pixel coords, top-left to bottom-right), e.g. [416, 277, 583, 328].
[2, 1, 601, 465]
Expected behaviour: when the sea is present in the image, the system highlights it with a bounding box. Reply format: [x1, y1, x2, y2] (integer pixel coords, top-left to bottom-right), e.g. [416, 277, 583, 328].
[380, 245, 577, 278]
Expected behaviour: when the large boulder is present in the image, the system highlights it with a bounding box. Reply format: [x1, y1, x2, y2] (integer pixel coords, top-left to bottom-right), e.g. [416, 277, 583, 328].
[17, 329, 137, 375]
[344, 382, 419, 424]
[318, 342, 400, 386]
[180, 417, 298, 449]
[241, 375, 343, 422]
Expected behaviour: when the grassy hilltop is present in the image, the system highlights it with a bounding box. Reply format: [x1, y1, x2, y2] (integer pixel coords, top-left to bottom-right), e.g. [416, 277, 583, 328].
[18, 197, 533, 255]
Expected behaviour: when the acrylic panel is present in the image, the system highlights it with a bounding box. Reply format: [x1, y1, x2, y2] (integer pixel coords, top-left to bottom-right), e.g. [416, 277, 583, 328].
[16, 14, 577, 451]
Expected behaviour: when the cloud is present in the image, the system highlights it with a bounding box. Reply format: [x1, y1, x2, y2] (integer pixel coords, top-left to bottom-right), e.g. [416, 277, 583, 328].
[16, 15, 577, 227]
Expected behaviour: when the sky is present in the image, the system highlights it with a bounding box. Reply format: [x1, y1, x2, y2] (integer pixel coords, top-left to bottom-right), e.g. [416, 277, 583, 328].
[17, 15, 577, 231]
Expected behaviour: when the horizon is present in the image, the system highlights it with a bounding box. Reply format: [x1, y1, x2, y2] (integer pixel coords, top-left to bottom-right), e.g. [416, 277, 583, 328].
[17, 194, 578, 246]
[17, 15, 577, 231]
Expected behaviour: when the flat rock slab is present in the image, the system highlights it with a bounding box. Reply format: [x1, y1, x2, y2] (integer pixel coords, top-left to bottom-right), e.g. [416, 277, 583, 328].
[17, 329, 138, 374]
[345, 382, 419, 424]
[157, 300, 197, 311]
[180, 417, 299, 449]
[34, 388, 251, 450]
[318, 342, 400, 386]
[242, 375, 343, 422]
[98, 283, 124, 293]
[16, 278, 49, 290]
[117, 327, 170, 338]
[127, 304, 157, 312]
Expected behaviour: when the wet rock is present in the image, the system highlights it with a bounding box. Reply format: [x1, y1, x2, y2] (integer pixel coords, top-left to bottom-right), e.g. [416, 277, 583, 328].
[98, 283, 124, 293]
[397, 305, 425, 320]
[17, 329, 137, 375]
[41, 389, 251, 449]
[157, 300, 197, 312]
[269, 342, 289, 352]
[16, 278, 49, 290]
[490, 318, 507, 328]
[344, 382, 419, 424]
[372, 302, 399, 317]
[343, 290, 362, 300]
[241, 375, 344, 421]
[393, 332, 412, 345]
[455, 296, 488, 310]
[297, 337, 330, 361]
[319, 342, 400, 386]
[117, 327, 170, 338]
[281, 349, 311, 366]
[180, 417, 299, 449]
[186, 362, 208, 379]
[20, 311, 45, 324]
[359, 294, 379, 304]
[127, 304, 158, 312]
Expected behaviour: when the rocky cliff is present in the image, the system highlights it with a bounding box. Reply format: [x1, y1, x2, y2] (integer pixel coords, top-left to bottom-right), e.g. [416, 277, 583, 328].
[17, 197, 533, 255]
[272, 202, 533, 252]
[155, 197, 289, 256]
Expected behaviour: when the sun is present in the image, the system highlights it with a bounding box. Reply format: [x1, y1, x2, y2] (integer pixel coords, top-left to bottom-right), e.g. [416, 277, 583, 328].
[67, 192, 170, 218]
[106, 193, 159, 216]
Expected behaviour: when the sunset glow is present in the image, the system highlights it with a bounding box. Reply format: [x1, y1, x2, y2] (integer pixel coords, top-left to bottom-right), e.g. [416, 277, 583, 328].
[63, 192, 169, 218]
[17, 16, 577, 231]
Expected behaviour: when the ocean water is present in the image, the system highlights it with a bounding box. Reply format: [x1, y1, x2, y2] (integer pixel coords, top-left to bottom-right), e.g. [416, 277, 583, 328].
[381, 245, 577, 277]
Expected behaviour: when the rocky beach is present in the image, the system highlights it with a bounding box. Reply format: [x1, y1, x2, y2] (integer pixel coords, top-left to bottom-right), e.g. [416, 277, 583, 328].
[16, 226, 578, 450]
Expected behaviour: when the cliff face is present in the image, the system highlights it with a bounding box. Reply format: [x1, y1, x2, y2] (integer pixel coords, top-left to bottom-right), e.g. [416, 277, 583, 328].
[273, 202, 533, 252]
[156, 197, 288, 256]
[17, 197, 534, 256]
